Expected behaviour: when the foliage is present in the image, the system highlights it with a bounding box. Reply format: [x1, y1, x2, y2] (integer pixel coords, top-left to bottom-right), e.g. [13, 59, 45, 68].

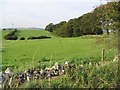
[45, 12, 103, 37]
[94, 1, 120, 49]
[27, 36, 51, 40]
[20, 37, 25, 40]
[19, 61, 118, 88]
[5, 35, 18, 40]
[45, 23, 55, 32]
[45, 2, 119, 37]
[4, 30, 18, 40]
[94, 2, 119, 35]
[2, 28, 6, 30]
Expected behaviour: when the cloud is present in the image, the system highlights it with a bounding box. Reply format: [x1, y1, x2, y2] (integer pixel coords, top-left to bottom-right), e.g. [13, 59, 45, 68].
[1, 0, 108, 3]
[0, 0, 108, 28]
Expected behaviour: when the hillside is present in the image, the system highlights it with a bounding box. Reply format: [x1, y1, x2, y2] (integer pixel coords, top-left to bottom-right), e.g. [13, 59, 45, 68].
[2, 29, 116, 72]
[1, 1, 119, 88]
[2, 29, 117, 88]
[2, 30, 57, 40]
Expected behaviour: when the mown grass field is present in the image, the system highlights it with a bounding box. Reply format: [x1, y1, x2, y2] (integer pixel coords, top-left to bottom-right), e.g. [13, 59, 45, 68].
[2, 30, 116, 72]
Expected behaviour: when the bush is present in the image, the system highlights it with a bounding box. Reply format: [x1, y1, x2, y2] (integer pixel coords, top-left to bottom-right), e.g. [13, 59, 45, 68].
[5, 35, 18, 40]
[5, 31, 15, 37]
[2, 28, 6, 30]
[20, 37, 25, 40]
[4, 30, 18, 40]
[27, 36, 51, 40]
[14, 29, 17, 32]
[8, 28, 12, 30]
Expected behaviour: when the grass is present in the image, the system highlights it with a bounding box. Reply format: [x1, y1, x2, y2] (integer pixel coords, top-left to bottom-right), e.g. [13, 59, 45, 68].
[2, 30, 57, 40]
[19, 61, 118, 88]
[2, 30, 116, 72]
[1, 29, 118, 88]
[16, 30, 57, 39]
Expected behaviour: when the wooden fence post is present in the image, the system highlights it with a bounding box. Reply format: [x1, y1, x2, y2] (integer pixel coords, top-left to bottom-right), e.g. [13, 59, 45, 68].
[101, 48, 105, 63]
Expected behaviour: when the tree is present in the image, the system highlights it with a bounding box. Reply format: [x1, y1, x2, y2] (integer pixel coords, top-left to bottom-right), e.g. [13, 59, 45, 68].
[55, 23, 73, 37]
[45, 2, 119, 37]
[94, 26, 103, 35]
[45, 23, 54, 32]
[94, 2, 118, 35]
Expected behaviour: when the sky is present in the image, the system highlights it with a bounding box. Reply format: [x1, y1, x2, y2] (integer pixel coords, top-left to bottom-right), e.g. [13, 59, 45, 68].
[0, 0, 109, 29]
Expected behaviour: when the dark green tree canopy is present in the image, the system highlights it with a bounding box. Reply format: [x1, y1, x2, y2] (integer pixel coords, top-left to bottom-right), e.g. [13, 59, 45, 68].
[45, 2, 119, 37]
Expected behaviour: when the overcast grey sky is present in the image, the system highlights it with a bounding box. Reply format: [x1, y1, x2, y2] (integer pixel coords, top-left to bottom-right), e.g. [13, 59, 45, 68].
[0, 0, 108, 29]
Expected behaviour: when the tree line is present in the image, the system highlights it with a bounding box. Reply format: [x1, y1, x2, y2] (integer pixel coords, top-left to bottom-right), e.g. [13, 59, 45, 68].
[45, 2, 119, 37]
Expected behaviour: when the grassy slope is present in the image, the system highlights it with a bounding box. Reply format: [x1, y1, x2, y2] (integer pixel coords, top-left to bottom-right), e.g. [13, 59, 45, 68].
[16, 30, 57, 39]
[2, 30, 115, 71]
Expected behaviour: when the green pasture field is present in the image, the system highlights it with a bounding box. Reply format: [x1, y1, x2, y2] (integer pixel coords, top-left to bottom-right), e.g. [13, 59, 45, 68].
[2, 30, 116, 72]
[16, 30, 57, 39]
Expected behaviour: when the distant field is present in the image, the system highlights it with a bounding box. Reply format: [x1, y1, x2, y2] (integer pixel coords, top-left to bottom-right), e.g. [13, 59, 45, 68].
[2, 30, 116, 72]
[2, 30, 57, 40]
[16, 30, 57, 39]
